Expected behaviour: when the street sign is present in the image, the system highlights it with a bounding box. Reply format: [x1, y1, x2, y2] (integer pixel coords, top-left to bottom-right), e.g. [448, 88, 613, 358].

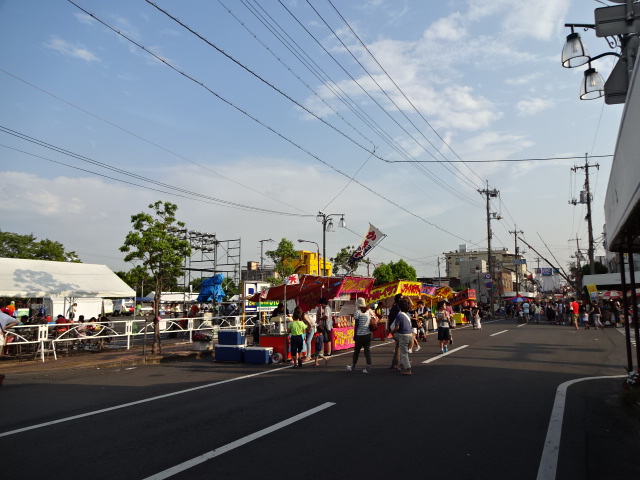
[595, 4, 640, 38]
[513, 259, 527, 265]
[484, 273, 491, 279]
[485, 282, 492, 289]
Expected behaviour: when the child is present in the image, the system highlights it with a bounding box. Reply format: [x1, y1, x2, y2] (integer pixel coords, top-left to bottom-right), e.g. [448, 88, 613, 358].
[312, 331, 328, 366]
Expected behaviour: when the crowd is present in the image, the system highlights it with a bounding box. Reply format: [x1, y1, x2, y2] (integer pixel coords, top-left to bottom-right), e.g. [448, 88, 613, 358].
[505, 298, 627, 329]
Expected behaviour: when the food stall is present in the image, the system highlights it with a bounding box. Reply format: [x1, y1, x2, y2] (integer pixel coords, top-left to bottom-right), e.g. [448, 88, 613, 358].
[368, 279, 423, 338]
[448, 289, 477, 325]
[246, 275, 375, 360]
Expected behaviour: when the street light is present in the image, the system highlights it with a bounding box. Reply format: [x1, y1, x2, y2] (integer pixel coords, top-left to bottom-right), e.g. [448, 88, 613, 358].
[316, 211, 346, 276]
[259, 239, 274, 279]
[298, 239, 320, 275]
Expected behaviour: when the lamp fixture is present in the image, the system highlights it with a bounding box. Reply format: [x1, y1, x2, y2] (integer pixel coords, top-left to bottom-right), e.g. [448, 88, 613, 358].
[580, 64, 606, 100]
[562, 30, 590, 68]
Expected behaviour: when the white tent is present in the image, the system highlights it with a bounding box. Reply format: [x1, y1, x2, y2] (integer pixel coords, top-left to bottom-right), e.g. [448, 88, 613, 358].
[0, 258, 134, 298]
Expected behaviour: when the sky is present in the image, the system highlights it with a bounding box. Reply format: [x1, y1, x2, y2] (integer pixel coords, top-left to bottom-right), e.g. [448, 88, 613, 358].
[0, 0, 625, 280]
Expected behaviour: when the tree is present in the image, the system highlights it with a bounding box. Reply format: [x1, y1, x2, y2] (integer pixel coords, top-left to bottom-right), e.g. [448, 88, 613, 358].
[0, 230, 81, 262]
[372, 259, 417, 286]
[580, 261, 608, 276]
[115, 266, 154, 297]
[331, 245, 361, 275]
[265, 238, 297, 281]
[120, 201, 191, 354]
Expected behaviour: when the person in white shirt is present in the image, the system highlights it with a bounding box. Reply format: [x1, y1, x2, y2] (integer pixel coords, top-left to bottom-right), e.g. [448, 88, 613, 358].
[317, 298, 333, 356]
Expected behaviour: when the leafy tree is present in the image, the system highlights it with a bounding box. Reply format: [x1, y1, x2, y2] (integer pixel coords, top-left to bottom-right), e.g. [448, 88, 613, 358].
[580, 261, 608, 276]
[266, 238, 297, 281]
[120, 201, 191, 354]
[115, 266, 154, 297]
[373, 264, 394, 286]
[0, 230, 81, 262]
[372, 259, 417, 286]
[331, 245, 361, 275]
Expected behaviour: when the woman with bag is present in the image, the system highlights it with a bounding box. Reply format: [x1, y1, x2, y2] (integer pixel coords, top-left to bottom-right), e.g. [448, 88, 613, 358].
[347, 297, 375, 374]
[390, 297, 413, 375]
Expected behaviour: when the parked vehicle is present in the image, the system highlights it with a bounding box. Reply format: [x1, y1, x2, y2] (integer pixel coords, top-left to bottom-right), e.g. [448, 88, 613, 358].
[113, 299, 134, 316]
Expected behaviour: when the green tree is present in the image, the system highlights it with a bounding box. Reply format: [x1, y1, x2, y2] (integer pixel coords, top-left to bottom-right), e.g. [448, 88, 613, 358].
[120, 201, 191, 354]
[580, 261, 608, 276]
[266, 238, 297, 281]
[0, 230, 81, 262]
[331, 245, 360, 275]
[372, 264, 394, 286]
[115, 266, 154, 297]
[372, 259, 417, 286]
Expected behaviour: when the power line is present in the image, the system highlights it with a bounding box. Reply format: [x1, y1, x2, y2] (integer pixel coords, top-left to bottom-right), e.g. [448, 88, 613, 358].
[68, 1, 474, 243]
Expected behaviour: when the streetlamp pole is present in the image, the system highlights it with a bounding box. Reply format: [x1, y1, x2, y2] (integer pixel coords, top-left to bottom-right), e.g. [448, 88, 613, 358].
[259, 239, 274, 279]
[316, 211, 346, 277]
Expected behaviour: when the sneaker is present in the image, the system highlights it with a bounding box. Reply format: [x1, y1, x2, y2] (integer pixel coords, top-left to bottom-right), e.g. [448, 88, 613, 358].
[363, 367, 371, 374]
[346, 365, 354, 372]
[408, 349, 413, 353]
[444, 346, 448, 353]
[439, 349, 444, 354]
[414, 345, 421, 352]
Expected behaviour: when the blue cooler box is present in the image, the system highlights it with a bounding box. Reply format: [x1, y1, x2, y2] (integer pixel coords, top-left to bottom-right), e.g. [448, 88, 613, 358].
[244, 347, 273, 364]
[215, 344, 245, 362]
[218, 328, 246, 346]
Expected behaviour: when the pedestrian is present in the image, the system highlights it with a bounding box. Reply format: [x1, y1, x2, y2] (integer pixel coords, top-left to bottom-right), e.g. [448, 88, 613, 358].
[288, 307, 309, 368]
[316, 298, 333, 356]
[409, 300, 421, 353]
[388, 293, 402, 369]
[591, 302, 604, 329]
[312, 329, 328, 366]
[569, 297, 580, 330]
[578, 300, 588, 329]
[472, 307, 482, 330]
[347, 297, 375, 373]
[67, 302, 77, 321]
[303, 305, 317, 362]
[436, 300, 452, 354]
[390, 297, 413, 375]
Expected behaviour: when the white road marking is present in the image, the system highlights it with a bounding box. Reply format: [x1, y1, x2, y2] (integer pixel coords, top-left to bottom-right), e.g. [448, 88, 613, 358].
[0, 367, 291, 438]
[490, 330, 508, 336]
[517, 323, 528, 327]
[536, 375, 625, 480]
[422, 345, 468, 363]
[143, 402, 335, 480]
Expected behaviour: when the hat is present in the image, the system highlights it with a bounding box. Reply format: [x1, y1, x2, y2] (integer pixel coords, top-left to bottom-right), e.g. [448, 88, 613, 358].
[356, 298, 367, 307]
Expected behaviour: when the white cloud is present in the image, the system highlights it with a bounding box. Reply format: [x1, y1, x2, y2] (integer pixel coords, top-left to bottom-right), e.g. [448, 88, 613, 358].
[44, 35, 99, 62]
[74, 13, 95, 25]
[516, 98, 553, 116]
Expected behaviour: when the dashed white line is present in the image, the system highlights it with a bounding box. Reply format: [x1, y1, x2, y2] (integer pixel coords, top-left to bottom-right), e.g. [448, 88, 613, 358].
[422, 345, 469, 363]
[144, 402, 336, 479]
[490, 330, 508, 336]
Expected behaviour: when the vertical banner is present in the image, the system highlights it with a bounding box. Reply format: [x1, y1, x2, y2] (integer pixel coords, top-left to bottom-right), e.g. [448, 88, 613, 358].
[348, 223, 386, 266]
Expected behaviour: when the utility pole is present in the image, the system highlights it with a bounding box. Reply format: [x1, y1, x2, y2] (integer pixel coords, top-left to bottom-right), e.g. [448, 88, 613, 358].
[479, 182, 501, 311]
[509, 226, 524, 297]
[570, 154, 599, 275]
[437, 257, 442, 287]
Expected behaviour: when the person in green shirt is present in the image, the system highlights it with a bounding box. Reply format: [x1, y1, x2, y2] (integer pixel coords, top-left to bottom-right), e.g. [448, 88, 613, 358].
[289, 306, 310, 368]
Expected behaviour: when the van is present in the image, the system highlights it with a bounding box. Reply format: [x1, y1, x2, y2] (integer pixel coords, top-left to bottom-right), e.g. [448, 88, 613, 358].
[113, 299, 134, 316]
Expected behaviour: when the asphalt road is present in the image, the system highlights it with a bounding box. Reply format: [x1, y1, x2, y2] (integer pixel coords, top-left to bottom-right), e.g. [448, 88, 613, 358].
[1, 319, 636, 480]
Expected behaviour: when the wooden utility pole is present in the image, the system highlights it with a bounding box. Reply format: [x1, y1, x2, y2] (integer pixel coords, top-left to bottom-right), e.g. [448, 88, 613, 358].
[478, 182, 501, 310]
[509, 226, 524, 297]
[570, 154, 599, 274]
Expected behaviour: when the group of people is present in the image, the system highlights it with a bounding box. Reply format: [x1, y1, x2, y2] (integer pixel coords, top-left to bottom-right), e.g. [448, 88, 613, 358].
[286, 297, 333, 368]
[507, 298, 626, 329]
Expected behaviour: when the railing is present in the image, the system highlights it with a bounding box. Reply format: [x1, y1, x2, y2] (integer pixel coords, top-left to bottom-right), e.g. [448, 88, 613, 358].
[0, 315, 246, 362]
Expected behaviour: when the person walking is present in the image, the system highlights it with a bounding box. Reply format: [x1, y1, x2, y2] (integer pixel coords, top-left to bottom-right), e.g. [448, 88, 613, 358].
[388, 293, 402, 370]
[347, 298, 375, 373]
[591, 302, 604, 329]
[569, 297, 580, 330]
[390, 297, 413, 375]
[288, 307, 309, 368]
[316, 298, 333, 356]
[436, 300, 452, 354]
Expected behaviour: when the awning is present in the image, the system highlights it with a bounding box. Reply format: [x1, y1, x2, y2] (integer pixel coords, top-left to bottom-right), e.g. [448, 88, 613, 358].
[368, 280, 422, 303]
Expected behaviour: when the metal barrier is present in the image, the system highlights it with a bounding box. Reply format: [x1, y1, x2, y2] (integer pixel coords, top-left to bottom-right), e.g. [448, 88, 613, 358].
[1, 315, 245, 362]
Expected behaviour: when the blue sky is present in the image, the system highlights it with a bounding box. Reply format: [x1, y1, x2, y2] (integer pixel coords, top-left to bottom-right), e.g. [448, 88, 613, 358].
[0, 0, 623, 278]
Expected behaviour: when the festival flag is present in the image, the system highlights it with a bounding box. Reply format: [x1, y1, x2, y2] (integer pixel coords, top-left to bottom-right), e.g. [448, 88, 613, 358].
[260, 288, 268, 299]
[285, 274, 300, 285]
[348, 223, 386, 266]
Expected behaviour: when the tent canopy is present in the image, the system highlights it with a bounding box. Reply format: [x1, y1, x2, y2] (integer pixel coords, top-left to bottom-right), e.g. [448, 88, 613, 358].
[0, 258, 135, 298]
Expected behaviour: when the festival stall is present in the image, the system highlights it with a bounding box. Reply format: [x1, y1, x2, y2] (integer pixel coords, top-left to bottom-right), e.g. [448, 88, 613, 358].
[247, 275, 375, 361]
[448, 289, 477, 325]
[368, 280, 423, 339]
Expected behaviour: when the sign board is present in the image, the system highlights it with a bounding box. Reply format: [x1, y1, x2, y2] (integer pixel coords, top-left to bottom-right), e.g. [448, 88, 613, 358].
[513, 259, 527, 265]
[484, 273, 491, 279]
[595, 4, 640, 38]
[243, 281, 277, 313]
